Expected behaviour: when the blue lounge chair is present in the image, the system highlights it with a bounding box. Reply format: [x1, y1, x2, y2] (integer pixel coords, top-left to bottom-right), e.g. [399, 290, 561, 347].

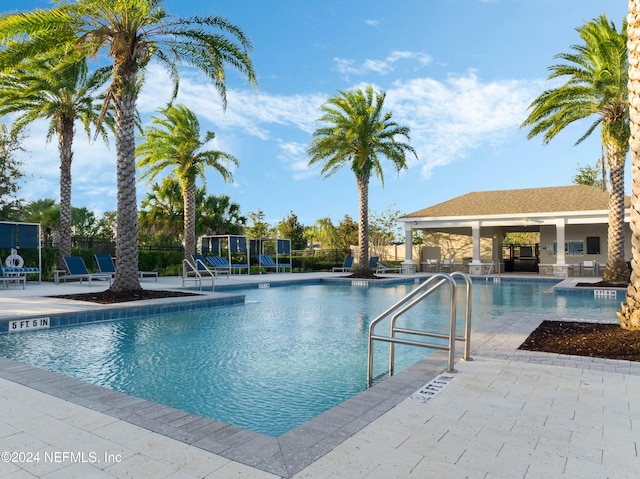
[333, 256, 354, 272]
[0, 264, 25, 289]
[61, 256, 112, 286]
[210, 255, 250, 274]
[257, 254, 292, 273]
[368, 256, 380, 270]
[191, 254, 212, 272]
[95, 253, 158, 281]
[205, 256, 231, 277]
[3, 248, 41, 283]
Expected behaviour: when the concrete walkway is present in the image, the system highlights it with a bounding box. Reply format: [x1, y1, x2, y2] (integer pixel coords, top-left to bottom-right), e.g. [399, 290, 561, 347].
[0, 274, 638, 478]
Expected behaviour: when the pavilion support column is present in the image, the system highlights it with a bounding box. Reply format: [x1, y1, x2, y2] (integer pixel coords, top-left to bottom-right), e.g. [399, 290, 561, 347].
[492, 228, 503, 273]
[554, 219, 569, 278]
[401, 226, 416, 274]
[468, 221, 483, 275]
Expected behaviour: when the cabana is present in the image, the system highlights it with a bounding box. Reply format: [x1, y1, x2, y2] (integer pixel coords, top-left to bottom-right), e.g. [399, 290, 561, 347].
[250, 238, 292, 273]
[199, 234, 250, 274]
[0, 221, 41, 283]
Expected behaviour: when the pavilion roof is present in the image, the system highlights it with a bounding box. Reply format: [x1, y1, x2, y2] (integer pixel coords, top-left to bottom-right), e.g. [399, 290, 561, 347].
[400, 185, 629, 219]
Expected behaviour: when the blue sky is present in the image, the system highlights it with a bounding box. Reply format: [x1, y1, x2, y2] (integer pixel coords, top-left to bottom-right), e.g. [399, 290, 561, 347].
[4, 0, 629, 229]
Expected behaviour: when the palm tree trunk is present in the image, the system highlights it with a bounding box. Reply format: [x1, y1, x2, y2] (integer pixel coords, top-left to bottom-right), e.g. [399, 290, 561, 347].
[110, 66, 142, 292]
[183, 177, 197, 259]
[356, 173, 370, 270]
[619, 0, 640, 329]
[602, 144, 629, 283]
[57, 115, 74, 270]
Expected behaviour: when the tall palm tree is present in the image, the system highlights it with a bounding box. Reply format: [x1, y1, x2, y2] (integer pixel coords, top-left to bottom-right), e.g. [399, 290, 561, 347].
[0, 57, 111, 270]
[620, 0, 640, 330]
[521, 14, 629, 284]
[137, 103, 239, 259]
[308, 86, 417, 273]
[0, 0, 256, 291]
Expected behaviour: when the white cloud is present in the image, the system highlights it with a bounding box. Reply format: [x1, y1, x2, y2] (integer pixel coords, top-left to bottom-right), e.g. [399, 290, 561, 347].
[276, 140, 314, 180]
[138, 64, 326, 139]
[364, 19, 380, 27]
[385, 71, 542, 178]
[333, 50, 432, 78]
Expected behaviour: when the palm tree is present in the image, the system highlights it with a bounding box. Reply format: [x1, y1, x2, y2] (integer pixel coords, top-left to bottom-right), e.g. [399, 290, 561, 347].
[308, 86, 416, 273]
[619, 1, 640, 330]
[198, 194, 246, 236]
[0, 0, 256, 291]
[521, 14, 629, 284]
[0, 57, 111, 270]
[139, 176, 184, 241]
[137, 103, 239, 259]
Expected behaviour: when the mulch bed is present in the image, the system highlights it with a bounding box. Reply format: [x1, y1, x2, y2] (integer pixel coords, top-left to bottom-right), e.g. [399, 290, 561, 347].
[50, 289, 201, 304]
[575, 281, 627, 288]
[519, 320, 640, 362]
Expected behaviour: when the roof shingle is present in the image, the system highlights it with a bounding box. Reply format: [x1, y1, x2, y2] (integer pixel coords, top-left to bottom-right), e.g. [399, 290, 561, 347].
[402, 185, 628, 219]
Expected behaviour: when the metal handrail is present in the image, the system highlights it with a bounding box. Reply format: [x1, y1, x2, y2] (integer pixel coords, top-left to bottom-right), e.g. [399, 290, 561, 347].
[182, 257, 215, 291]
[451, 271, 472, 361]
[485, 260, 501, 282]
[367, 272, 472, 387]
[485, 262, 494, 282]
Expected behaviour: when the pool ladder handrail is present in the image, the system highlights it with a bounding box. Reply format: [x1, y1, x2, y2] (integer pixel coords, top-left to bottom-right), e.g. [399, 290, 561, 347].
[182, 257, 215, 292]
[367, 272, 472, 387]
[485, 260, 501, 282]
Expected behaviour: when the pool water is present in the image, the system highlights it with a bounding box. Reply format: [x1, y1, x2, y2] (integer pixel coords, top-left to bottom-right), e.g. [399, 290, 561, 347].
[0, 280, 620, 437]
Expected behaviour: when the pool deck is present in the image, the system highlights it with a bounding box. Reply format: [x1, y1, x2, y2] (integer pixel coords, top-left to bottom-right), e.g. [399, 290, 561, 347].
[0, 272, 639, 478]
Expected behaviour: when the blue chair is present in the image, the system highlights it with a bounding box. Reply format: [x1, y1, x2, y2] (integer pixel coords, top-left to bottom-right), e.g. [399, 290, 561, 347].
[214, 256, 250, 274]
[3, 249, 41, 283]
[189, 254, 208, 270]
[0, 264, 25, 289]
[205, 256, 231, 277]
[94, 253, 116, 276]
[61, 256, 112, 286]
[368, 256, 379, 270]
[333, 256, 354, 272]
[95, 253, 158, 281]
[257, 254, 291, 273]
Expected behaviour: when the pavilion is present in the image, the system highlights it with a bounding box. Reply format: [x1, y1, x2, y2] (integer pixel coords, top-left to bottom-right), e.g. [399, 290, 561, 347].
[398, 185, 631, 277]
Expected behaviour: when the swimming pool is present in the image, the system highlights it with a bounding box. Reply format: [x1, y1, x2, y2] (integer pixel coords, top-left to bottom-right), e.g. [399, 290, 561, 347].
[0, 279, 620, 437]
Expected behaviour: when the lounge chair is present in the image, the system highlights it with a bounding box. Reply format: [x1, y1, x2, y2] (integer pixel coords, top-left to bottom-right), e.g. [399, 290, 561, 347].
[376, 261, 402, 274]
[205, 256, 231, 277]
[368, 256, 380, 270]
[579, 260, 597, 277]
[210, 256, 250, 274]
[333, 256, 354, 272]
[0, 264, 25, 289]
[257, 254, 292, 273]
[421, 259, 438, 272]
[95, 253, 158, 281]
[191, 254, 213, 272]
[3, 249, 41, 283]
[61, 256, 112, 286]
[441, 259, 454, 272]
